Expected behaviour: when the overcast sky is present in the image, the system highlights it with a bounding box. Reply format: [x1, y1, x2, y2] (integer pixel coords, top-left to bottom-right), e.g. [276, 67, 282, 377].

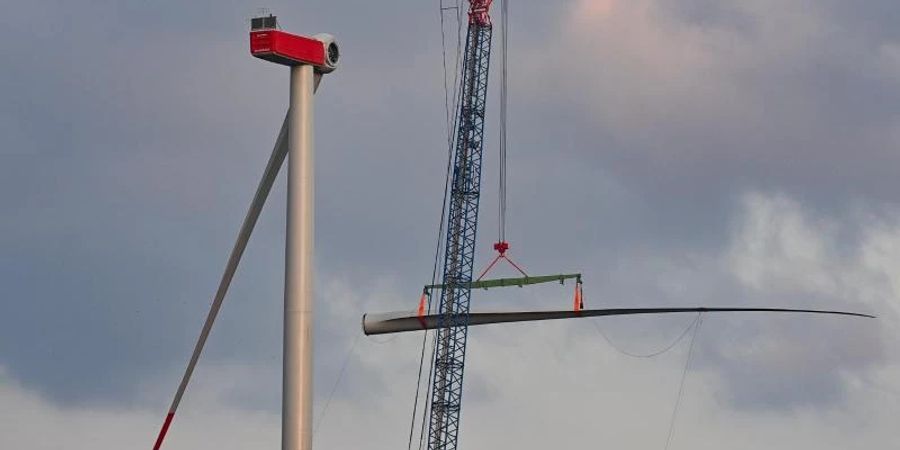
[1, 0, 899, 449]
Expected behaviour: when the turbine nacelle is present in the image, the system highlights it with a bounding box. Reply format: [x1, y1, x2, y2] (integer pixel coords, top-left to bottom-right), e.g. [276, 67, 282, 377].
[250, 14, 339, 73]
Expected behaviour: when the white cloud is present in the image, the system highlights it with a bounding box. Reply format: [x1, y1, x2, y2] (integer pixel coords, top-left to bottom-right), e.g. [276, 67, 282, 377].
[0, 366, 279, 450]
[729, 190, 900, 319]
[5, 252, 899, 449]
[729, 192, 839, 295]
[3, 326, 897, 450]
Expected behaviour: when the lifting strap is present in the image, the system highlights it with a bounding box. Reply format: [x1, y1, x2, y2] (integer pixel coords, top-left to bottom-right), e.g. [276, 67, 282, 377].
[574, 280, 584, 312]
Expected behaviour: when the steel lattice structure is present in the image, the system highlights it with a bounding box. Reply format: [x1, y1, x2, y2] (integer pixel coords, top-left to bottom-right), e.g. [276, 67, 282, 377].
[427, 7, 493, 450]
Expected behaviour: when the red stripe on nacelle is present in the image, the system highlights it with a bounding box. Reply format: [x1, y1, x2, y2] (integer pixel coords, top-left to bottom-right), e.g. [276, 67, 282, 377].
[152, 412, 175, 450]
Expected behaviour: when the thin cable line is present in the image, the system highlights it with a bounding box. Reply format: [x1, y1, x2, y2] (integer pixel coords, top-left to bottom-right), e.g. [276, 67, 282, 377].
[407, 4, 464, 449]
[314, 334, 360, 435]
[439, 2, 454, 149]
[591, 314, 700, 359]
[418, 5, 464, 448]
[417, 316, 440, 450]
[498, 0, 508, 243]
[369, 333, 400, 345]
[664, 313, 704, 450]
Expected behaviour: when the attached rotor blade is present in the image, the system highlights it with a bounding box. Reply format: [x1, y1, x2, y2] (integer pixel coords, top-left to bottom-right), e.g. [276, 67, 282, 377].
[153, 112, 289, 450]
[362, 306, 875, 336]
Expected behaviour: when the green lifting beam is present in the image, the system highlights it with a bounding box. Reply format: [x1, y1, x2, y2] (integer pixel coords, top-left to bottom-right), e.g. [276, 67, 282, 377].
[426, 273, 582, 291]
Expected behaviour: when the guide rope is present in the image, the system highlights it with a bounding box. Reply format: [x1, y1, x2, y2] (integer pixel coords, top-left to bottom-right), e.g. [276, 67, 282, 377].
[314, 334, 360, 436]
[590, 313, 701, 359]
[664, 313, 703, 450]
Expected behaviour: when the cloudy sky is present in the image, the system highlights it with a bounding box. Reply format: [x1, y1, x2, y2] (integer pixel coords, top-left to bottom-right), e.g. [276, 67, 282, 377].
[2, 0, 899, 448]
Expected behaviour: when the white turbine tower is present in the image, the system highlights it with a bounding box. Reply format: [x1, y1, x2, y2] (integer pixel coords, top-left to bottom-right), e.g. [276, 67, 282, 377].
[152, 14, 339, 450]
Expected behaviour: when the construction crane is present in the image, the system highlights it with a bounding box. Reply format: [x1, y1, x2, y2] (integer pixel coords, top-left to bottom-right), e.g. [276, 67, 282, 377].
[415, 1, 587, 447]
[424, 1, 495, 449]
[361, 3, 874, 450]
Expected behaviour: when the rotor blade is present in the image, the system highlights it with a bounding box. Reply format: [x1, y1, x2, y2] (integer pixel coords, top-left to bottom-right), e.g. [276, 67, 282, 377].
[153, 112, 289, 450]
[362, 306, 875, 336]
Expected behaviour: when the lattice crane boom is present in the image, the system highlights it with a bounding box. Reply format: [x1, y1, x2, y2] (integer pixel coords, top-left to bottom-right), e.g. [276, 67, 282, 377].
[427, 2, 494, 449]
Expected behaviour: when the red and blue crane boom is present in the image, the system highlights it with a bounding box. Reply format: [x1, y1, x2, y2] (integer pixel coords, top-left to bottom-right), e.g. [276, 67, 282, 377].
[427, 2, 494, 449]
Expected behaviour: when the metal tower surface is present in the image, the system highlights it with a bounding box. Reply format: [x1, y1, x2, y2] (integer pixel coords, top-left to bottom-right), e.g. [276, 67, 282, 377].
[427, 3, 493, 449]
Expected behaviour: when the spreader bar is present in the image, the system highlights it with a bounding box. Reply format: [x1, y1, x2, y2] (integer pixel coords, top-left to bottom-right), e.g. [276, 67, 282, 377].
[425, 273, 581, 291]
[362, 306, 874, 335]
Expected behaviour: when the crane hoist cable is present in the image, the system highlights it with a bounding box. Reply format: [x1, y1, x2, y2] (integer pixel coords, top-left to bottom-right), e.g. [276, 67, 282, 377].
[478, 0, 530, 281]
[498, 0, 508, 245]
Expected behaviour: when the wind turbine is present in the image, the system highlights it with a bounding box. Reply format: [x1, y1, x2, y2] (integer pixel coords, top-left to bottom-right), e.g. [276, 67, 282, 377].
[152, 14, 339, 450]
